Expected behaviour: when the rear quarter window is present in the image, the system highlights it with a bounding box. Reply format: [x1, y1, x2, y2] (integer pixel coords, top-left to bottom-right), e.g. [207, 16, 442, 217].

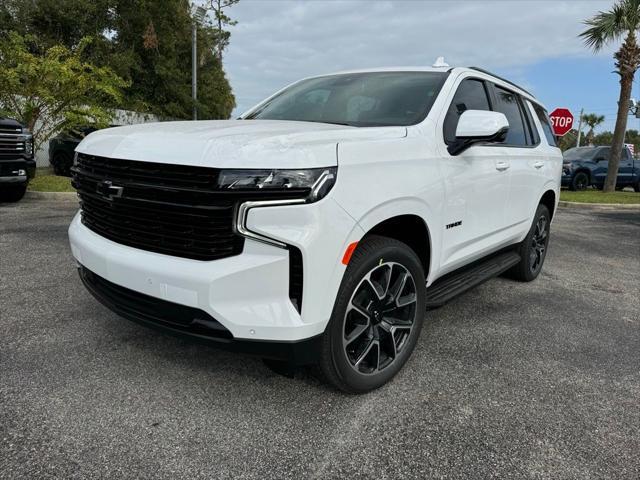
[532, 104, 557, 147]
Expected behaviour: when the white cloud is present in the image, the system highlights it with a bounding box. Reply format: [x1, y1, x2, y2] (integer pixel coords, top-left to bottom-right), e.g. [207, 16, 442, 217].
[223, 0, 614, 114]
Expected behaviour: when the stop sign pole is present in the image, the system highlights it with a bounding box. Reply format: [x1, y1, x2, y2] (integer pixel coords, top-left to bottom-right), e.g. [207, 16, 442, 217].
[549, 108, 574, 137]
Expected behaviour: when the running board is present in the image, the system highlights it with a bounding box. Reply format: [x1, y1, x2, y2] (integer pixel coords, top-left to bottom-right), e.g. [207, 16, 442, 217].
[426, 251, 521, 309]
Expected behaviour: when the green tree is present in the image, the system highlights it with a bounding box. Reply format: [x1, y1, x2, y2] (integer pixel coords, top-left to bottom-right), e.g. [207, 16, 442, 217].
[106, 0, 235, 119]
[1, 0, 236, 121]
[593, 130, 614, 146]
[581, 113, 606, 145]
[0, 33, 127, 151]
[210, 0, 239, 62]
[581, 0, 640, 192]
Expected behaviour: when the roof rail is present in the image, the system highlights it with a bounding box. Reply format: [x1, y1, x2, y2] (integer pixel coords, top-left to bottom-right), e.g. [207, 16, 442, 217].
[468, 67, 534, 97]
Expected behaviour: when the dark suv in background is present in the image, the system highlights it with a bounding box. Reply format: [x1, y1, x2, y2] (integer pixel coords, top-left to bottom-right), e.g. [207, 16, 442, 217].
[0, 117, 36, 202]
[562, 145, 640, 191]
[49, 126, 116, 176]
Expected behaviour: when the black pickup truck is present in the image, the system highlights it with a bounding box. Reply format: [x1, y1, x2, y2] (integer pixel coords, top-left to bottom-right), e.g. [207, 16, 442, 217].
[0, 117, 36, 202]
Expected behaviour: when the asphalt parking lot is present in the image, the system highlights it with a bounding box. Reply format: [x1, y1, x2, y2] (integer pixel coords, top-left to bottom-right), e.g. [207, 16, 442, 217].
[1, 198, 639, 479]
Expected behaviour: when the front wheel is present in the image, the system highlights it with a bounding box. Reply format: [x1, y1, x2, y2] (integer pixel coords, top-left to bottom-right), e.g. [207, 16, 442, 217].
[318, 235, 426, 393]
[0, 185, 27, 203]
[508, 204, 551, 282]
[570, 172, 589, 191]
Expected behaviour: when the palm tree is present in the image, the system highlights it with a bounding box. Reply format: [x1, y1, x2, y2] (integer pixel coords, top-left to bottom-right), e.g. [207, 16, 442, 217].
[581, 113, 605, 145]
[581, 0, 640, 192]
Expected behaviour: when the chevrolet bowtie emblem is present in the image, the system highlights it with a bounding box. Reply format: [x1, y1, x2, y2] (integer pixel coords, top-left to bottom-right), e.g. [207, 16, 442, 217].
[96, 180, 124, 200]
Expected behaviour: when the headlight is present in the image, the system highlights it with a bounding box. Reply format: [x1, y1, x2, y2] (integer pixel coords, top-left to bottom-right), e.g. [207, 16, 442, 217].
[217, 167, 337, 202]
[24, 135, 33, 156]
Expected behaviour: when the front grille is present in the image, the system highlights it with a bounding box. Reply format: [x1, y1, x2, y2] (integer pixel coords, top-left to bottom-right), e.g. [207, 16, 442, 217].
[0, 126, 25, 158]
[79, 267, 233, 340]
[72, 153, 306, 261]
[73, 154, 242, 260]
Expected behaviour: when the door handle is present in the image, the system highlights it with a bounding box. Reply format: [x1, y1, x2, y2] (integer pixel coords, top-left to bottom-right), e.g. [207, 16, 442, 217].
[533, 161, 544, 169]
[496, 161, 510, 171]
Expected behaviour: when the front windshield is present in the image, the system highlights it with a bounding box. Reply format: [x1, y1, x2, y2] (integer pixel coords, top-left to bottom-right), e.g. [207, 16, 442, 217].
[245, 72, 448, 127]
[563, 147, 597, 161]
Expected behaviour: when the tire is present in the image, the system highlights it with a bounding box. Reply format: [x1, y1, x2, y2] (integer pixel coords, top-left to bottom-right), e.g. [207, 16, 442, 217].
[569, 171, 589, 191]
[0, 184, 27, 203]
[634, 181, 640, 193]
[508, 204, 551, 282]
[52, 152, 72, 177]
[317, 235, 426, 393]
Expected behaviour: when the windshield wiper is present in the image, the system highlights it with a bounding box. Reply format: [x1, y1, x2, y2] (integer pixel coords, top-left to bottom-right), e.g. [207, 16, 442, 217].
[315, 120, 355, 127]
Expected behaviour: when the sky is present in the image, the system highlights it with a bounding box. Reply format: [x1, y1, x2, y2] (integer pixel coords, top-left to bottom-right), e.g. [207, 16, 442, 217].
[220, 0, 636, 134]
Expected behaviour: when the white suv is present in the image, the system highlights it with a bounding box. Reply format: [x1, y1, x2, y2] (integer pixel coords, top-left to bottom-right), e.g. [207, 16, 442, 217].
[69, 65, 562, 393]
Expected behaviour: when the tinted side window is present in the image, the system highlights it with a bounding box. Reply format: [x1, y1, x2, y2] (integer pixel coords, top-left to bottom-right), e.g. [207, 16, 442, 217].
[443, 79, 491, 144]
[598, 147, 610, 162]
[532, 103, 558, 146]
[493, 86, 528, 146]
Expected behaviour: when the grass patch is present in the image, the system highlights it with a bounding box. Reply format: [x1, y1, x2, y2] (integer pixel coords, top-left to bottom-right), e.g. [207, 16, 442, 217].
[560, 189, 640, 204]
[28, 173, 75, 193]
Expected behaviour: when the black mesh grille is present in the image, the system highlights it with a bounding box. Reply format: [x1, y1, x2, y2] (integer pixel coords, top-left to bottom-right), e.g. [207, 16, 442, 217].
[72, 153, 306, 261]
[72, 154, 243, 261]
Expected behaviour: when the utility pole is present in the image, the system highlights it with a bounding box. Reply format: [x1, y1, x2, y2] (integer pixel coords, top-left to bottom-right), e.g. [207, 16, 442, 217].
[192, 20, 197, 120]
[575, 108, 584, 147]
[191, 5, 207, 120]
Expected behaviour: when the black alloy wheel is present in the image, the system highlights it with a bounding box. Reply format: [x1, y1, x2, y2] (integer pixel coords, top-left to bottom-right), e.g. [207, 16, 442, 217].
[317, 235, 426, 393]
[508, 204, 551, 282]
[343, 261, 417, 374]
[571, 172, 589, 191]
[529, 214, 548, 275]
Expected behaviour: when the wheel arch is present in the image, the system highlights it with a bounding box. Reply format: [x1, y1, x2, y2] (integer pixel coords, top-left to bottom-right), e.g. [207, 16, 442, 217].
[362, 214, 432, 280]
[539, 189, 556, 220]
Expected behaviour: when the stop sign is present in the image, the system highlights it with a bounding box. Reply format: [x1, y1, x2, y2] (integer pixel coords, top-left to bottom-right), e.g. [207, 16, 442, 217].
[549, 108, 574, 136]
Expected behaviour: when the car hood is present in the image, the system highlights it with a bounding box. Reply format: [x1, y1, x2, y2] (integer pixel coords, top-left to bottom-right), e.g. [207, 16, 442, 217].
[76, 120, 407, 169]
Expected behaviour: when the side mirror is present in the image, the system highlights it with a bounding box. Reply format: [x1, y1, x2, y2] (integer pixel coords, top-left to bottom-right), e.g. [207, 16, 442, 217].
[448, 110, 509, 155]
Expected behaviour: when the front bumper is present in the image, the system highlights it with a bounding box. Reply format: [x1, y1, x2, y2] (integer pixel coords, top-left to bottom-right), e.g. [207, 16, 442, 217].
[0, 174, 28, 185]
[0, 157, 34, 183]
[79, 266, 322, 364]
[69, 198, 362, 343]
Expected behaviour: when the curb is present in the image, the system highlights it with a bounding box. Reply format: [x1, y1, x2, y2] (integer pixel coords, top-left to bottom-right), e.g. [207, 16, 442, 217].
[558, 200, 640, 210]
[26, 191, 78, 201]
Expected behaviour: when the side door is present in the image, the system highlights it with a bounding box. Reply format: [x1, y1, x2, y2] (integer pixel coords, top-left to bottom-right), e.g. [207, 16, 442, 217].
[591, 147, 610, 187]
[489, 84, 545, 229]
[617, 147, 635, 186]
[437, 76, 511, 272]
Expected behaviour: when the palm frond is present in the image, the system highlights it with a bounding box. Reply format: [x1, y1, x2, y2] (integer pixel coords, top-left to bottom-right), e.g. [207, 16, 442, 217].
[580, 0, 640, 52]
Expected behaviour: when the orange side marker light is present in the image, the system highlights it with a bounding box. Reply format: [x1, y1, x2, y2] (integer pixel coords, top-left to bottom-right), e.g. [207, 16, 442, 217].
[341, 241, 359, 265]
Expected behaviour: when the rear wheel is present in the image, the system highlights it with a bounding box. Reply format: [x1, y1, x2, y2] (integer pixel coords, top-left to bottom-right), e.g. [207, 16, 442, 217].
[318, 235, 426, 393]
[570, 171, 589, 191]
[0, 184, 27, 203]
[508, 204, 551, 282]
